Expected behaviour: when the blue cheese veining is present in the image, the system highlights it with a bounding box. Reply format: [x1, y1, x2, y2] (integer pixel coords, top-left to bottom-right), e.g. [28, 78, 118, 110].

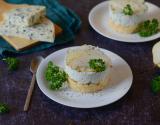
[3, 6, 46, 27]
[0, 18, 55, 42]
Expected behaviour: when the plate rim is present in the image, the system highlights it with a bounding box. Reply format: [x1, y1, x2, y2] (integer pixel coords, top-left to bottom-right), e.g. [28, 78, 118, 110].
[88, 1, 160, 43]
[36, 46, 133, 108]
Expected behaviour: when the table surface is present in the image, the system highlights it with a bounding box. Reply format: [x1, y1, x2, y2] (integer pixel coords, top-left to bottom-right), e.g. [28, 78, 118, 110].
[0, 0, 160, 125]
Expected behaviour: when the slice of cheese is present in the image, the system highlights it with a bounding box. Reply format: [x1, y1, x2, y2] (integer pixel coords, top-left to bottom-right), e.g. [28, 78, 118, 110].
[3, 6, 46, 27]
[2, 24, 63, 51]
[0, 18, 55, 42]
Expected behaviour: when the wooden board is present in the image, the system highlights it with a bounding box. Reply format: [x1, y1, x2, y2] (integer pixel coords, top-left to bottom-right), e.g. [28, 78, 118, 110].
[0, 0, 63, 51]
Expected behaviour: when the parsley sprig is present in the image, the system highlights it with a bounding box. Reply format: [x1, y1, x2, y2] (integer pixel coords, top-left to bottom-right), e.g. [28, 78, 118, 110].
[138, 19, 159, 37]
[45, 61, 67, 90]
[151, 76, 160, 94]
[2, 57, 20, 71]
[0, 103, 10, 114]
[89, 59, 106, 72]
[123, 4, 134, 16]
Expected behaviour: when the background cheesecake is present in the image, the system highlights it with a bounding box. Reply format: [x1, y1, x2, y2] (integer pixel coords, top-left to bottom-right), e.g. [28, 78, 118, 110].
[65, 45, 112, 93]
[108, 0, 148, 34]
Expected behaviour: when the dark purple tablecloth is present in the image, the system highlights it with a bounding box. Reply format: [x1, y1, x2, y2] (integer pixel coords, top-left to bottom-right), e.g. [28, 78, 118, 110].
[0, 0, 160, 125]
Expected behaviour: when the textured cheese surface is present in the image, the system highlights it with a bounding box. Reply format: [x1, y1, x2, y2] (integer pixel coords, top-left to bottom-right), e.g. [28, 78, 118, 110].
[109, 0, 147, 14]
[65, 45, 112, 84]
[4, 6, 46, 27]
[0, 18, 54, 42]
[109, 0, 147, 26]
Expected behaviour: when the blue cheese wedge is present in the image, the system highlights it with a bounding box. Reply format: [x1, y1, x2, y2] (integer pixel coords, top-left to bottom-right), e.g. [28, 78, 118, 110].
[3, 6, 46, 27]
[0, 18, 55, 42]
[65, 45, 112, 93]
[109, 0, 148, 33]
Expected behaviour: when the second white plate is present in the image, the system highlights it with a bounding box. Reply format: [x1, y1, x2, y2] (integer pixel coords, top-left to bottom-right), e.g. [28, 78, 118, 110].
[89, 1, 160, 43]
[36, 47, 133, 108]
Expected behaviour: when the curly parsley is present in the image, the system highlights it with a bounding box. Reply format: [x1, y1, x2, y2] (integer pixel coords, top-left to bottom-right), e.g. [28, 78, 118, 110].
[89, 59, 106, 72]
[0, 103, 10, 114]
[45, 61, 67, 90]
[123, 4, 134, 16]
[151, 76, 160, 94]
[138, 19, 159, 37]
[2, 57, 20, 71]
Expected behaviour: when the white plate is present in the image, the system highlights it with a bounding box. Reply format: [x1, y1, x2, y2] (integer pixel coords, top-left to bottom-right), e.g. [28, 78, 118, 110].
[89, 1, 160, 43]
[36, 47, 133, 108]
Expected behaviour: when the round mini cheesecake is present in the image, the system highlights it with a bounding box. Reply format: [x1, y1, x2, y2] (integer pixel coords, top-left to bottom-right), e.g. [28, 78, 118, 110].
[108, 0, 148, 34]
[65, 45, 112, 93]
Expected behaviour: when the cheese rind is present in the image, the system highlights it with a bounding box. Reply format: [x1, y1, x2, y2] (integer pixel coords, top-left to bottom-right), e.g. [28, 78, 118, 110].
[3, 6, 46, 27]
[0, 18, 55, 42]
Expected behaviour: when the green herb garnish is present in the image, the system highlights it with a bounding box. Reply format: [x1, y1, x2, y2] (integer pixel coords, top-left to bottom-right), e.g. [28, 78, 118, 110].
[0, 103, 10, 114]
[138, 19, 159, 37]
[89, 59, 106, 72]
[45, 61, 67, 90]
[151, 76, 160, 94]
[123, 4, 134, 16]
[2, 57, 20, 71]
